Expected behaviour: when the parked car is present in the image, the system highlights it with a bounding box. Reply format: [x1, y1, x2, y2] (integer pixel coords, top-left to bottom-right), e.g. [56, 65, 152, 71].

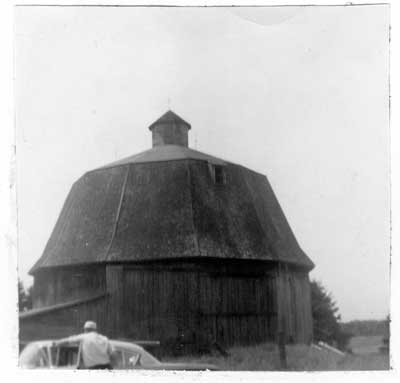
[19, 339, 219, 371]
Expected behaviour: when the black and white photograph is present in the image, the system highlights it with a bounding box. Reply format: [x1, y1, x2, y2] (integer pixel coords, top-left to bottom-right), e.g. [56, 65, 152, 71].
[7, 1, 394, 375]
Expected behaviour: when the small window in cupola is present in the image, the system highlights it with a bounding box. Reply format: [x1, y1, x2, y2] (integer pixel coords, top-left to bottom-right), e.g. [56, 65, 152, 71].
[210, 164, 226, 185]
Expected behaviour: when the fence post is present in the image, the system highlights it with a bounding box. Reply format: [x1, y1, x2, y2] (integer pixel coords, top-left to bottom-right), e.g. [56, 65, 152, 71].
[278, 331, 288, 370]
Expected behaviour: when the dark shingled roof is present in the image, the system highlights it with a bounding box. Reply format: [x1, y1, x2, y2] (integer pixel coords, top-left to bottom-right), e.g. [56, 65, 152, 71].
[30, 148, 314, 274]
[148, 110, 191, 131]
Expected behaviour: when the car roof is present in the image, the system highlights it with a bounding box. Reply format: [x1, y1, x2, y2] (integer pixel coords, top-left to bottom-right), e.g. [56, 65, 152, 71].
[26, 340, 54, 348]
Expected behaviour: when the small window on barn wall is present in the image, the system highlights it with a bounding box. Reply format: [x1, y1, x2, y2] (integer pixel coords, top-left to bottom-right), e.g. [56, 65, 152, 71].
[72, 273, 85, 290]
[209, 164, 226, 185]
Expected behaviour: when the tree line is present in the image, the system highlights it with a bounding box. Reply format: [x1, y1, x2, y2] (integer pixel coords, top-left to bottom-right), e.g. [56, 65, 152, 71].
[18, 280, 32, 312]
[340, 319, 389, 337]
[311, 280, 389, 350]
[310, 280, 352, 350]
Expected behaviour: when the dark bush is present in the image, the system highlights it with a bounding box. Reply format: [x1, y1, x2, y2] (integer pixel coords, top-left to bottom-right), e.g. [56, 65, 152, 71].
[311, 280, 352, 351]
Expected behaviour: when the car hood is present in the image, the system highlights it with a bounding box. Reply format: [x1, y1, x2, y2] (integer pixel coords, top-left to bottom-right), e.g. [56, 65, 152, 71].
[153, 362, 219, 371]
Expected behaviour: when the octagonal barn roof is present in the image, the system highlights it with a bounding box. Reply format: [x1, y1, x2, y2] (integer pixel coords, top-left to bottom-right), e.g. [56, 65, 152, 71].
[30, 111, 314, 274]
[97, 144, 226, 170]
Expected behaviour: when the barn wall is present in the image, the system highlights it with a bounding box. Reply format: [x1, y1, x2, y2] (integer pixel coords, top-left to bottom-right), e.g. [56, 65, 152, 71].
[119, 260, 279, 352]
[276, 264, 313, 344]
[105, 265, 124, 337]
[26, 261, 312, 350]
[32, 265, 106, 308]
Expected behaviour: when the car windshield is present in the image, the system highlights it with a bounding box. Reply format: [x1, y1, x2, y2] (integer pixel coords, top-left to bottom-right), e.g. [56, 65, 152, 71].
[112, 344, 161, 368]
[125, 350, 160, 367]
[54, 344, 80, 367]
[136, 348, 160, 366]
[19, 343, 50, 368]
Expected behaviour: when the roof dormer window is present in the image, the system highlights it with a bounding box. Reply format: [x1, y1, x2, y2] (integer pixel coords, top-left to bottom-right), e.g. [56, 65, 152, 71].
[210, 164, 226, 185]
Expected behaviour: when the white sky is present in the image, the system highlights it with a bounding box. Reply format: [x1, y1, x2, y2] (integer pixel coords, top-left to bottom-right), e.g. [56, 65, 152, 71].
[15, 5, 390, 321]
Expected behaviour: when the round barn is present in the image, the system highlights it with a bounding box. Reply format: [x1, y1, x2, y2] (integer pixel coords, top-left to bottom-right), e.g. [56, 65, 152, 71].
[20, 111, 314, 352]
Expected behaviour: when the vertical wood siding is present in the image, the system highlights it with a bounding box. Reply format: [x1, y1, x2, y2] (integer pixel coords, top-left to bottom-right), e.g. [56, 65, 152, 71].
[25, 261, 312, 350]
[106, 265, 124, 337]
[121, 261, 281, 351]
[276, 264, 313, 344]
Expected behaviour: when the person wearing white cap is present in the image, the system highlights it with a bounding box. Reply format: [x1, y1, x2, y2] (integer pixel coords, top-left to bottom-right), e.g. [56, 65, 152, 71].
[53, 321, 115, 369]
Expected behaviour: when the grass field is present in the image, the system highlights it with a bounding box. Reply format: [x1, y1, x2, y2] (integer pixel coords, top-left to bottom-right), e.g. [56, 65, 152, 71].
[164, 336, 390, 371]
[349, 335, 385, 355]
